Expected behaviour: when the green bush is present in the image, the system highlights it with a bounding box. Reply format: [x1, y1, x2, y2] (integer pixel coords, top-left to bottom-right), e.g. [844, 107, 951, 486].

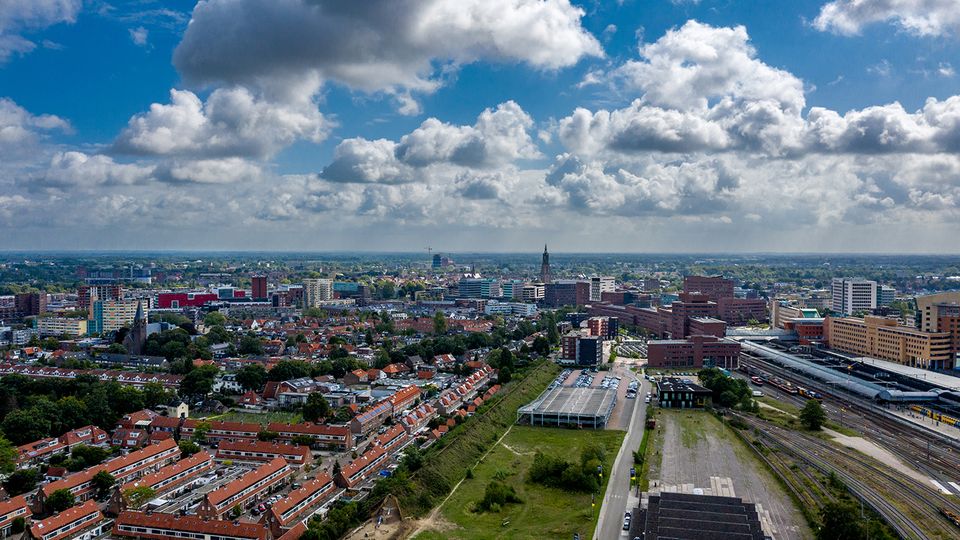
[474, 481, 522, 512]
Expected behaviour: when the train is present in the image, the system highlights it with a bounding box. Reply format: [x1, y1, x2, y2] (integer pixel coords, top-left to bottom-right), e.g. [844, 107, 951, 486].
[910, 405, 959, 427]
[797, 387, 823, 402]
[750, 376, 764, 386]
[940, 507, 960, 528]
[768, 378, 798, 395]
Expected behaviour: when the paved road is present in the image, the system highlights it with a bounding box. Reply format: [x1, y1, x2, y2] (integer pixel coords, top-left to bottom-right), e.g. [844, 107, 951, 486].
[595, 362, 649, 540]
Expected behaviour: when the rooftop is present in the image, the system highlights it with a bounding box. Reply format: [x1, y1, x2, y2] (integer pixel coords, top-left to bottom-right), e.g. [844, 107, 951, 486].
[517, 386, 617, 417]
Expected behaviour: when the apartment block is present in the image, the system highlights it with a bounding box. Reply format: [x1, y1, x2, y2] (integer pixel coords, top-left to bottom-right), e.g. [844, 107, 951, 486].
[264, 474, 337, 536]
[113, 511, 267, 540]
[199, 457, 291, 519]
[28, 500, 107, 540]
[303, 279, 333, 307]
[589, 276, 615, 302]
[831, 278, 877, 316]
[215, 441, 312, 468]
[113, 451, 215, 512]
[266, 423, 352, 451]
[36, 317, 87, 337]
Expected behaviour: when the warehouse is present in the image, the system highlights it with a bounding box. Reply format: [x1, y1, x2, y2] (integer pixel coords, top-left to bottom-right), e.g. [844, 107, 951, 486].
[517, 386, 617, 428]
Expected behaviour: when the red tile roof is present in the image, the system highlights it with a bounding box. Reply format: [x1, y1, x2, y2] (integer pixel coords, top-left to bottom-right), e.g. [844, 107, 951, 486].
[113, 511, 267, 540]
[29, 500, 103, 540]
[205, 457, 288, 507]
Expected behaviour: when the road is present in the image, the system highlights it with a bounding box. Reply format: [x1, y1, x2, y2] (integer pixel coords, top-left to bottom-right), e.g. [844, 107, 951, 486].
[595, 362, 649, 540]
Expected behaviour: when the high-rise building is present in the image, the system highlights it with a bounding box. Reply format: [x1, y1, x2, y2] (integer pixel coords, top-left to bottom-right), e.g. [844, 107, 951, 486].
[589, 276, 615, 302]
[89, 299, 140, 335]
[251, 275, 268, 300]
[522, 284, 545, 303]
[879, 285, 896, 307]
[78, 284, 121, 310]
[683, 275, 734, 301]
[14, 292, 47, 317]
[501, 280, 525, 300]
[303, 279, 333, 307]
[831, 278, 877, 316]
[458, 278, 501, 299]
[432, 254, 442, 269]
[544, 280, 590, 308]
[540, 245, 551, 284]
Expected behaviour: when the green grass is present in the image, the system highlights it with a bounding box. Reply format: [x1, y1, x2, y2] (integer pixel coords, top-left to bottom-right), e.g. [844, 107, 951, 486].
[396, 361, 561, 517]
[198, 409, 303, 425]
[413, 426, 625, 540]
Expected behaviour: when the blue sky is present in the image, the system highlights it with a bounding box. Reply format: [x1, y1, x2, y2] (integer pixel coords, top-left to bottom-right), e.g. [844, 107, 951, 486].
[2, 0, 960, 252]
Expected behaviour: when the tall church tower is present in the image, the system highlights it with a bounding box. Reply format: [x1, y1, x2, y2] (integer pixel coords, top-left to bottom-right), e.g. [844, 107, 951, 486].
[540, 244, 551, 284]
[123, 300, 147, 355]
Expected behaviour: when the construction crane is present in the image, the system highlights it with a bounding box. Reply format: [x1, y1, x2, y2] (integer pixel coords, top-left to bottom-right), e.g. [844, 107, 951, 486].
[425, 247, 432, 257]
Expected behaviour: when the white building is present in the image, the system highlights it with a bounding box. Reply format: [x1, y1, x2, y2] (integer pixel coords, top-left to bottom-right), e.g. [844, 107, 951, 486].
[831, 278, 877, 316]
[303, 278, 333, 307]
[484, 301, 538, 317]
[522, 284, 545, 302]
[879, 285, 896, 306]
[589, 276, 616, 302]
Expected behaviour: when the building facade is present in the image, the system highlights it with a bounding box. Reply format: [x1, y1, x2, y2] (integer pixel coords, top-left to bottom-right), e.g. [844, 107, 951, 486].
[303, 279, 333, 307]
[831, 278, 877, 316]
[825, 315, 954, 370]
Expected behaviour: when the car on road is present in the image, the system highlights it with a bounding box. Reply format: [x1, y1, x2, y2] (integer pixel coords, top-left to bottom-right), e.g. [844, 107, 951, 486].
[623, 512, 631, 530]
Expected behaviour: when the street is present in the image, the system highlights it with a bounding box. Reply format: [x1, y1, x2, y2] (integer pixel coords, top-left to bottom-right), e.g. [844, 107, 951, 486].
[594, 362, 649, 540]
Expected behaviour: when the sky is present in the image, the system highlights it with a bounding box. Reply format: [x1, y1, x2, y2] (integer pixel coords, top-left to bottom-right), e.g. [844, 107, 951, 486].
[2, 0, 960, 253]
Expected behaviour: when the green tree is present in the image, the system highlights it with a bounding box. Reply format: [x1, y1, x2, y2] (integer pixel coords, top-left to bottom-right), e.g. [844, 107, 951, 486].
[2, 409, 50, 445]
[57, 396, 90, 430]
[206, 325, 233, 344]
[106, 343, 127, 354]
[433, 311, 447, 335]
[71, 445, 110, 468]
[236, 364, 267, 391]
[817, 501, 866, 540]
[3, 469, 38, 496]
[142, 382, 171, 409]
[41, 337, 60, 351]
[181, 365, 220, 397]
[203, 311, 227, 327]
[800, 400, 827, 431]
[238, 333, 264, 356]
[192, 421, 211, 443]
[10, 517, 25, 534]
[267, 360, 312, 381]
[0, 437, 17, 474]
[123, 486, 157, 509]
[45, 489, 76, 512]
[92, 470, 116, 498]
[179, 440, 201, 457]
[303, 393, 332, 423]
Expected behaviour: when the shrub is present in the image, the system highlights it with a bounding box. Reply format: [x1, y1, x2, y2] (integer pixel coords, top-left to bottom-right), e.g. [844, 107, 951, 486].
[475, 481, 522, 512]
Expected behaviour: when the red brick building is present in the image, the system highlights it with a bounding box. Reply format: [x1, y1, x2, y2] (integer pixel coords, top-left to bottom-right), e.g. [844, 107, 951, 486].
[113, 511, 267, 540]
[647, 335, 741, 369]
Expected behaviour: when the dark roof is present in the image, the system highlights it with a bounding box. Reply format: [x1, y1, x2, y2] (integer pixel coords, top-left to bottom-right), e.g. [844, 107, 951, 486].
[657, 377, 712, 395]
[638, 492, 768, 540]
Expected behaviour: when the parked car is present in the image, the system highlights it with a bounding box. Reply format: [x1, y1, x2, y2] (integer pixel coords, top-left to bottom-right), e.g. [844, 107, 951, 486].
[623, 512, 632, 530]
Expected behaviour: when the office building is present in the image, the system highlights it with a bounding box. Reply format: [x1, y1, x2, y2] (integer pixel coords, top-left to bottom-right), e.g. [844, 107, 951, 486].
[656, 378, 713, 408]
[589, 276, 615, 302]
[77, 284, 121, 310]
[500, 280, 526, 300]
[303, 278, 333, 307]
[458, 278, 500, 299]
[879, 285, 896, 307]
[15, 292, 47, 317]
[825, 315, 954, 370]
[522, 284, 544, 302]
[544, 280, 590, 308]
[831, 278, 877, 316]
[647, 336, 741, 369]
[432, 254, 442, 269]
[251, 275, 268, 300]
[89, 299, 140, 334]
[560, 332, 603, 366]
[683, 275, 734, 301]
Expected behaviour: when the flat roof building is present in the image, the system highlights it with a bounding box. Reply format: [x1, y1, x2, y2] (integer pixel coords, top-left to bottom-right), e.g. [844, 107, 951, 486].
[517, 387, 616, 428]
[632, 491, 767, 539]
[656, 378, 712, 409]
[199, 457, 291, 519]
[825, 315, 954, 370]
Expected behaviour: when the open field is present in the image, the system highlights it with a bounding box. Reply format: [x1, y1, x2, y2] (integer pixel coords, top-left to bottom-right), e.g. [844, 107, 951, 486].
[199, 409, 303, 425]
[412, 426, 625, 540]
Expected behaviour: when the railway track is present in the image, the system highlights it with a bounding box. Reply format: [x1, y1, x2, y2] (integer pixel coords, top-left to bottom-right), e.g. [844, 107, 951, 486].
[737, 413, 960, 539]
[739, 352, 960, 485]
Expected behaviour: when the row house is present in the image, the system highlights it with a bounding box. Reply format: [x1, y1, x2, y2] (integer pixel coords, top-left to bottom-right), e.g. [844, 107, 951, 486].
[348, 401, 392, 436]
[400, 404, 437, 435]
[113, 511, 268, 540]
[437, 367, 493, 415]
[215, 441, 312, 468]
[36, 439, 180, 512]
[371, 425, 409, 455]
[263, 473, 338, 536]
[387, 386, 420, 416]
[198, 458, 291, 519]
[276, 523, 305, 540]
[335, 445, 388, 489]
[111, 452, 215, 512]
[342, 369, 368, 386]
[267, 423, 352, 451]
[433, 354, 457, 372]
[0, 496, 30, 537]
[111, 429, 149, 449]
[17, 425, 109, 466]
[263, 378, 332, 406]
[0, 364, 182, 389]
[27, 500, 108, 540]
[181, 420, 260, 444]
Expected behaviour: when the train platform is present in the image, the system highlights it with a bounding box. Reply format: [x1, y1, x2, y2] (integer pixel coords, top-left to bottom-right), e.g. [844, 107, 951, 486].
[890, 405, 960, 442]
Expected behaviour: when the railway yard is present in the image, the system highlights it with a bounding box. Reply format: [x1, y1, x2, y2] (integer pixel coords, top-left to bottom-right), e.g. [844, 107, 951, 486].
[734, 343, 960, 539]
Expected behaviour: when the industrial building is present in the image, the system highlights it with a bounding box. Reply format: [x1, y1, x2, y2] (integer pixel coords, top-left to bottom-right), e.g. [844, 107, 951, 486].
[630, 491, 767, 540]
[656, 378, 712, 409]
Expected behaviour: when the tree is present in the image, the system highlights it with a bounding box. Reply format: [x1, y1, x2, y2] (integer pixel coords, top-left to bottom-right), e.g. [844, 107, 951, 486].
[57, 396, 90, 431]
[41, 337, 60, 351]
[192, 421, 211, 443]
[179, 440, 201, 457]
[0, 437, 17, 474]
[123, 486, 157, 509]
[238, 333, 264, 356]
[3, 468, 37, 495]
[206, 325, 233, 344]
[181, 365, 220, 397]
[10, 517, 24, 534]
[2, 409, 50, 445]
[303, 393, 332, 423]
[46, 489, 76, 512]
[142, 382, 171, 409]
[92, 470, 116, 498]
[204, 311, 227, 327]
[236, 364, 267, 391]
[817, 501, 867, 540]
[800, 400, 827, 431]
[401, 445, 424, 472]
[106, 343, 127, 354]
[268, 360, 312, 381]
[71, 445, 110, 468]
[433, 311, 447, 336]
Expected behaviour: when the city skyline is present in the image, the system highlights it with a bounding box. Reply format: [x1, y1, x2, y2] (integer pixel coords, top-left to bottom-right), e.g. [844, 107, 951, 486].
[3, 1, 960, 252]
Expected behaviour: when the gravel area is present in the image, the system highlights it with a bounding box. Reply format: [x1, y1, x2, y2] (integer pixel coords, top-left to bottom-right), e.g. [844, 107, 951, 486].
[650, 410, 811, 540]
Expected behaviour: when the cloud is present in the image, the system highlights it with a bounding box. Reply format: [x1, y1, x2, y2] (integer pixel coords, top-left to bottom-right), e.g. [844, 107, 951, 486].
[34, 151, 155, 189]
[129, 26, 148, 46]
[0, 0, 82, 62]
[321, 101, 539, 183]
[154, 158, 264, 184]
[814, 0, 960, 37]
[0, 97, 71, 148]
[114, 87, 331, 159]
[172, 0, 601, 110]
[559, 21, 960, 158]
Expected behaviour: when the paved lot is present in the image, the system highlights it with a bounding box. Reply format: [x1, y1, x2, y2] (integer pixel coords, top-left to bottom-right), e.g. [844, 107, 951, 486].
[650, 410, 810, 540]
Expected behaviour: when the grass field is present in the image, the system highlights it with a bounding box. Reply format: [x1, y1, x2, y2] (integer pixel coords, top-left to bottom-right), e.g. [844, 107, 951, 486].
[413, 426, 625, 540]
[198, 409, 303, 425]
